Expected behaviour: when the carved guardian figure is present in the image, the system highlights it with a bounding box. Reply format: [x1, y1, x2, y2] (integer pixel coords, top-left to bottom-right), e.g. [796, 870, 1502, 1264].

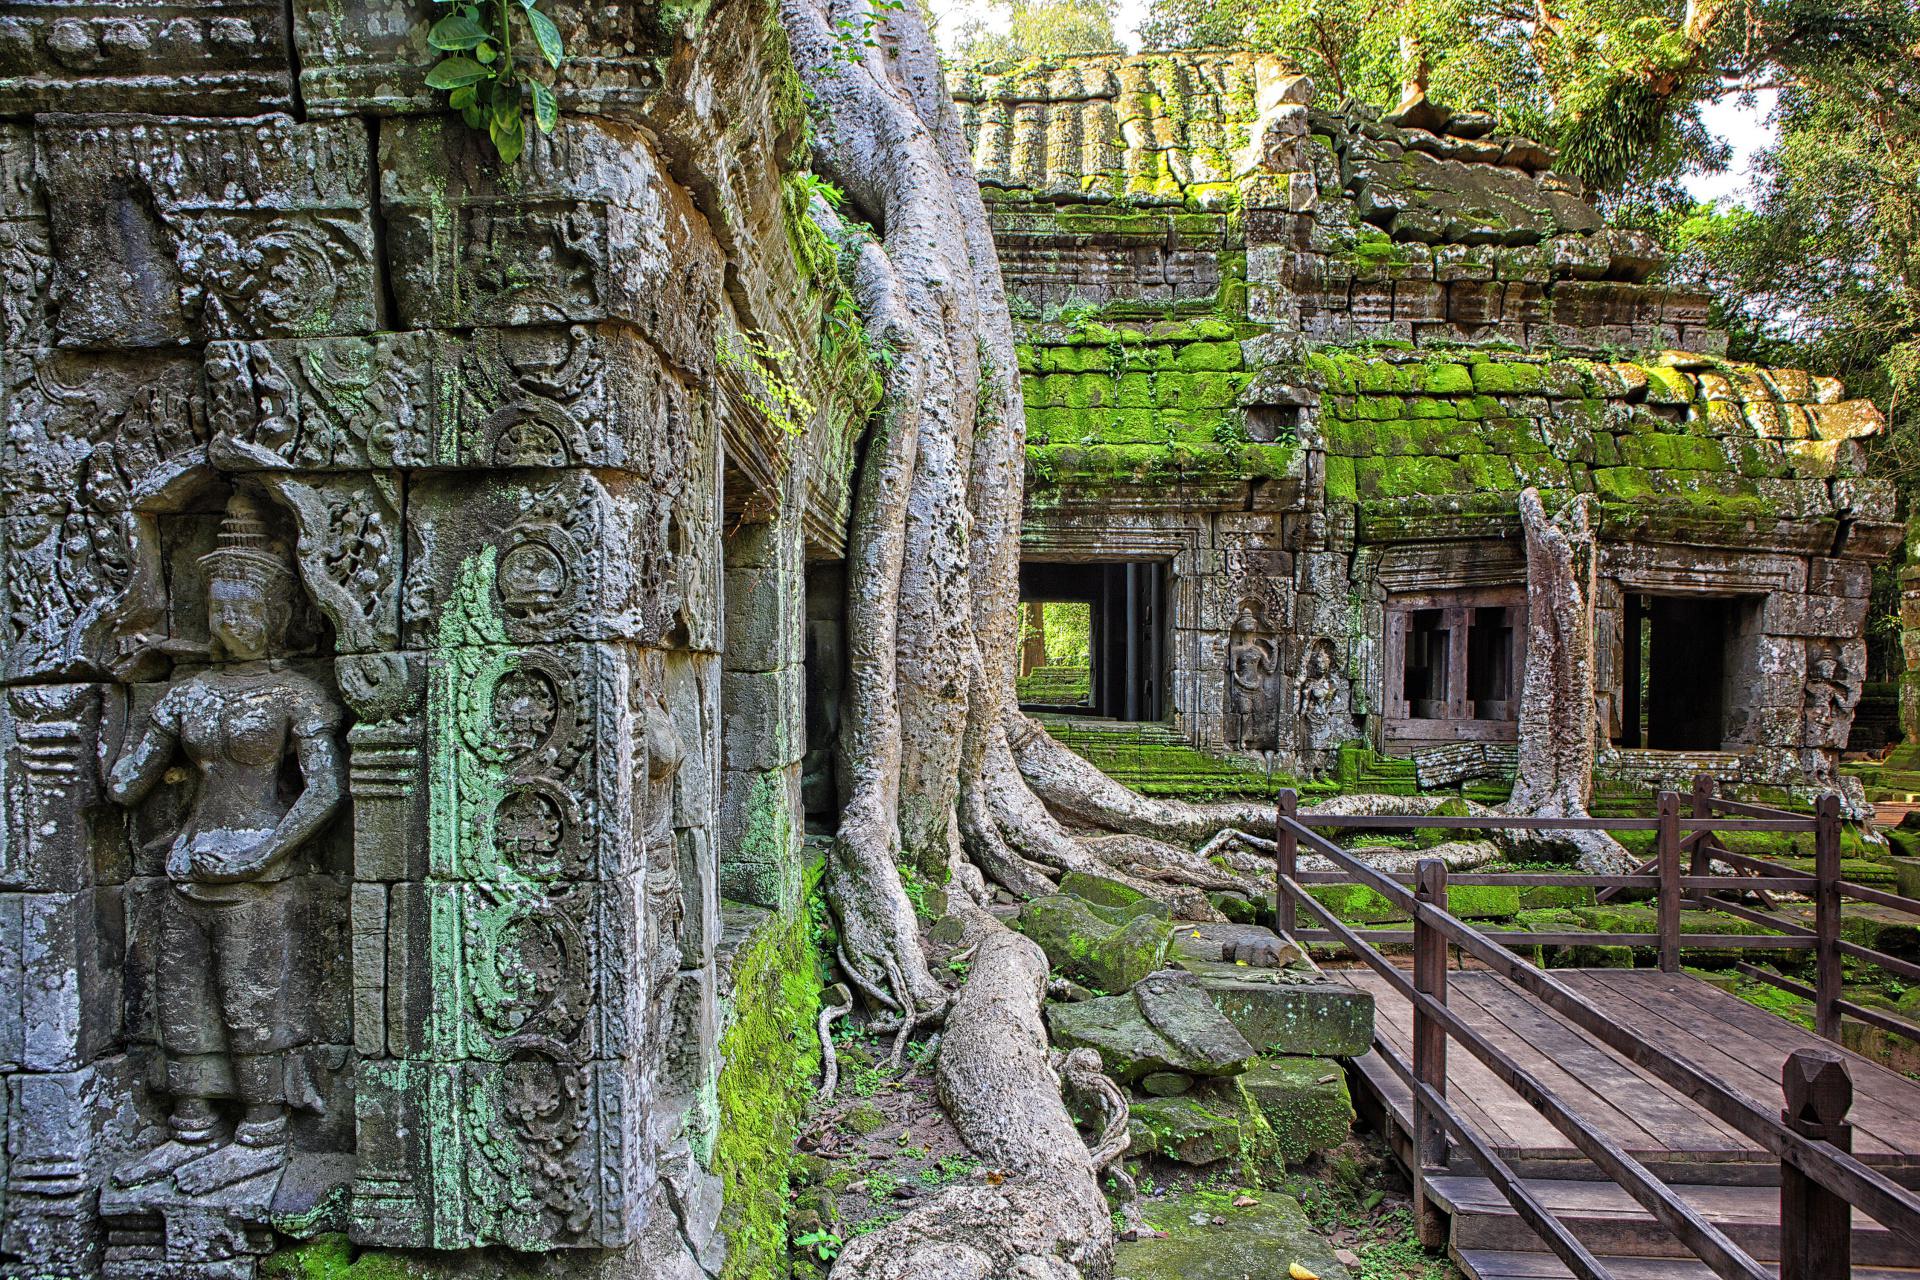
[105, 490, 345, 1195]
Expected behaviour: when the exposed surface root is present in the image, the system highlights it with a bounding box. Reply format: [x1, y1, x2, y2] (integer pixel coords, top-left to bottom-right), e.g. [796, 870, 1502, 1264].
[1010, 713, 1278, 840]
[816, 982, 854, 1104]
[829, 921, 1113, 1279]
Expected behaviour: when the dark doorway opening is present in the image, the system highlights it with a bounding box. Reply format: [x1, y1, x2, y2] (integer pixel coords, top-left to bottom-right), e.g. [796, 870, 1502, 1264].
[1617, 594, 1756, 750]
[1018, 561, 1169, 721]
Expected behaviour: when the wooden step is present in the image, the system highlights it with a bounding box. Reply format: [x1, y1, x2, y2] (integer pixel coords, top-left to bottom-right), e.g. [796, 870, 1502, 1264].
[1427, 1175, 1910, 1266]
[1456, 1248, 1920, 1280]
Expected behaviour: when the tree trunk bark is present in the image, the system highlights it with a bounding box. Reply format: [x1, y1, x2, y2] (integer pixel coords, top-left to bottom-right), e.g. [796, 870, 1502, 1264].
[1506, 488, 1632, 873]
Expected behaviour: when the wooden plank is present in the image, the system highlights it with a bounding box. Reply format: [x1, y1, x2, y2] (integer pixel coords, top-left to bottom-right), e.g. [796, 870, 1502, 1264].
[1339, 971, 1522, 1150]
[1456, 1250, 1920, 1280]
[1561, 970, 1840, 1130]
[1457, 977, 1751, 1157]
[1631, 975, 1920, 1159]
[1422, 981, 1592, 1154]
[1587, 970, 1920, 1157]
[1568, 972, 1920, 1162]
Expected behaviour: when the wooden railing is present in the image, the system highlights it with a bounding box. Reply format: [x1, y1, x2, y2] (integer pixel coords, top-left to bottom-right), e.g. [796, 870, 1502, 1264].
[1271, 782, 1920, 1280]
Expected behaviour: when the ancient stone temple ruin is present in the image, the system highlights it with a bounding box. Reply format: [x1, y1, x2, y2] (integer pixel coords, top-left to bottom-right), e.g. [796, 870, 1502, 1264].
[957, 51, 1900, 795]
[0, 11, 1900, 1280]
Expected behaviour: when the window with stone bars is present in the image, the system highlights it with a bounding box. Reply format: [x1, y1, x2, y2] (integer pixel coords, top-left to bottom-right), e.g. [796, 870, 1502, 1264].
[1384, 588, 1525, 746]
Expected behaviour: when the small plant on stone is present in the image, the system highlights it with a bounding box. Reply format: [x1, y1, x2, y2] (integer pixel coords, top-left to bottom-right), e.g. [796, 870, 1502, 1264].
[424, 1, 565, 163]
[793, 1228, 843, 1261]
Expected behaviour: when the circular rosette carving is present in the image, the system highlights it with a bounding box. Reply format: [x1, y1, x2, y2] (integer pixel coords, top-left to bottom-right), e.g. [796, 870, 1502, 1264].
[464, 886, 589, 1051]
[454, 652, 582, 773]
[497, 525, 582, 632]
[465, 1048, 591, 1241]
[482, 776, 586, 882]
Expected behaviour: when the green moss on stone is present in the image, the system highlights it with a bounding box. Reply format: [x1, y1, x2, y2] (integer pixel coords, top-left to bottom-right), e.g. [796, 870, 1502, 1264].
[714, 891, 826, 1280]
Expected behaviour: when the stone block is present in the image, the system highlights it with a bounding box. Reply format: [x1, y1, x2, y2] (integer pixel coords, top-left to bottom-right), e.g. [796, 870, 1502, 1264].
[18, 889, 121, 1072]
[715, 765, 799, 911]
[384, 871, 659, 1066]
[350, 883, 387, 1058]
[204, 325, 697, 475]
[1190, 964, 1374, 1057]
[38, 117, 377, 347]
[0, 2, 292, 116]
[721, 669, 803, 773]
[1, 348, 206, 502]
[294, 1, 663, 123]
[350, 1054, 652, 1250]
[5, 1057, 143, 1274]
[378, 118, 720, 370]
[1763, 592, 1867, 640]
[0, 124, 50, 350]
[1045, 969, 1254, 1084]
[1015, 895, 1171, 994]
[403, 471, 677, 649]
[1240, 1055, 1353, 1164]
[2, 351, 210, 680]
[1111, 1187, 1348, 1280]
[1127, 1081, 1259, 1165]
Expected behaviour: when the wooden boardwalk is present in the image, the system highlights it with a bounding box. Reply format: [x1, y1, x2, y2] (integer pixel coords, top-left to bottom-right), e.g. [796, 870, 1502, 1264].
[1329, 967, 1920, 1279]
[1333, 967, 1920, 1179]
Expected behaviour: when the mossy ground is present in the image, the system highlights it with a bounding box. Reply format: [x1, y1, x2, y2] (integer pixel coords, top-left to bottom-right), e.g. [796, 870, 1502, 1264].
[1121, 1133, 1459, 1280]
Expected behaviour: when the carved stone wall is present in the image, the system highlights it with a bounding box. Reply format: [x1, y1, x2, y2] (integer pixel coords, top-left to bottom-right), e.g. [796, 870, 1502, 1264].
[0, 4, 866, 1278]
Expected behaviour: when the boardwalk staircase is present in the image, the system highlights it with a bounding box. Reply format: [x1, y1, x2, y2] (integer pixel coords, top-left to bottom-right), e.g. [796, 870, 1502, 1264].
[1267, 780, 1920, 1280]
[1430, 1174, 1918, 1279]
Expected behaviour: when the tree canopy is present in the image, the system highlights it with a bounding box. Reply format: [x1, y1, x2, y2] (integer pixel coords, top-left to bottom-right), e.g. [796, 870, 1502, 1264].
[953, 0, 1123, 62]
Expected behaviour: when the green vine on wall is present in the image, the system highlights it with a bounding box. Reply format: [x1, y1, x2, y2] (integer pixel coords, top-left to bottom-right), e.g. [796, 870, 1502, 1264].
[424, 1, 566, 163]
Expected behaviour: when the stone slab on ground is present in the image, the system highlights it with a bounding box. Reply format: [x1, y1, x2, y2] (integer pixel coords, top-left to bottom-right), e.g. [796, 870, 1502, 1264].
[1017, 894, 1172, 993]
[1171, 921, 1306, 968]
[1047, 970, 1255, 1083]
[1115, 1187, 1349, 1280]
[1127, 1081, 1261, 1165]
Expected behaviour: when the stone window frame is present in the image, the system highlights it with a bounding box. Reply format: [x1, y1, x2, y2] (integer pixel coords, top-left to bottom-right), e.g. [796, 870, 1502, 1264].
[1382, 585, 1526, 746]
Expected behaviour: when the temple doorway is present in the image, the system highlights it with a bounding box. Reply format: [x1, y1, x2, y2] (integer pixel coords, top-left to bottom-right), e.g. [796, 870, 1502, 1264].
[1016, 561, 1168, 721]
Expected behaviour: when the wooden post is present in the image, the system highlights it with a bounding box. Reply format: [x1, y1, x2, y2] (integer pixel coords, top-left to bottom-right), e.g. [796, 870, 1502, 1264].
[1780, 1048, 1853, 1280]
[1275, 788, 1298, 938]
[1657, 790, 1682, 973]
[1814, 793, 1843, 1042]
[1688, 773, 1715, 903]
[1412, 857, 1449, 1248]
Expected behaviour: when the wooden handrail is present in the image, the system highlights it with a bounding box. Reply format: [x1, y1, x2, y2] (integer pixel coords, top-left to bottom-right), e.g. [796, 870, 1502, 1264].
[1296, 814, 1813, 832]
[1736, 963, 1920, 1046]
[1371, 1034, 1621, 1280]
[1273, 796, 1920, 1256]
[1285, 870, 1810, 891]
[1837, 878, 1920, 919]
[1291, 930, 1810, 949]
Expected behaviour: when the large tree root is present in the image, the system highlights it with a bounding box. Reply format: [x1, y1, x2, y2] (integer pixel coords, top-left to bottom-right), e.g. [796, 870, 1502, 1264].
[829, 921, 1115, 1280]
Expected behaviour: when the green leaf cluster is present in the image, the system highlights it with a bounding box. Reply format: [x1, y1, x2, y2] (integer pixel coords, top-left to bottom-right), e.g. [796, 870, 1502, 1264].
[426, 0, 566, 163]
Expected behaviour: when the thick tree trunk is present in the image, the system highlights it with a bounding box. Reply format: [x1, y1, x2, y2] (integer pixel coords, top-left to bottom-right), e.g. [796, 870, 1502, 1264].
[1506, 488, 1632, 873]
